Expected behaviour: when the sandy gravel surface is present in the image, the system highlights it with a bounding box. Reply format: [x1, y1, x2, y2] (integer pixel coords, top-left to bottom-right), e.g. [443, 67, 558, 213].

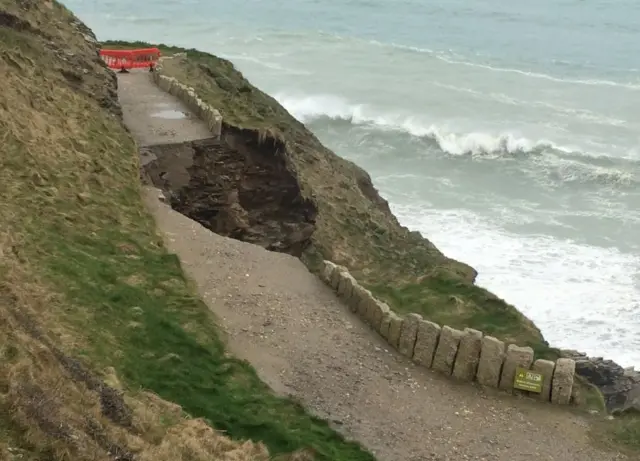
[142, 187, 627, 461]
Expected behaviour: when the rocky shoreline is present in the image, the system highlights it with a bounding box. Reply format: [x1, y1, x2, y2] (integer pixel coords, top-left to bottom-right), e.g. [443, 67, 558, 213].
[562, 349, 640, 413]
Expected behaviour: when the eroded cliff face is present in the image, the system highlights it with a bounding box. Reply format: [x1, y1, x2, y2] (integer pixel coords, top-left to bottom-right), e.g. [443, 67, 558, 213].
[142, 128, 317, 257]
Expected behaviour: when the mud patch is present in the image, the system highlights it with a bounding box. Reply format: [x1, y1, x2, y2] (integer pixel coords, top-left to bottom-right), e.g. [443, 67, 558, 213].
[142, 129, 317, 256]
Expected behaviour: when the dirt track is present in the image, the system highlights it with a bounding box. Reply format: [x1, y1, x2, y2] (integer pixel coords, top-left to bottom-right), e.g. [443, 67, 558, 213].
[120, 71, 628, 461]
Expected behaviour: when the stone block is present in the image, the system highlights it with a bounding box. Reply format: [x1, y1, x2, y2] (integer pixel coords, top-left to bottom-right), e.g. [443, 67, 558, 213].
[209, 110, 222, 138]
[532, 359, 555, 402]
[452, 328, 483, 381]
[398, 313, 422, 358]
[387, 313, 403, 349]
[368, 300, 390, 332]
[350, 284, 370, 314]
[499, 344, 534, 391]
[476, 336, 506, 388]
[413, 320, 441, 368]
[337, 272, 355, 301]
[329, 265, 344, 291]
[379, 313, 392, 340]
[320, 260, 335, 284]
[432, 326, 463, 375]
[551, 358, 576, 405]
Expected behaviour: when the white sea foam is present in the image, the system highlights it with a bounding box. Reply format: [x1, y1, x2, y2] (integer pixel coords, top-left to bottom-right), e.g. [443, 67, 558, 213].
[389, 202, 640, 368]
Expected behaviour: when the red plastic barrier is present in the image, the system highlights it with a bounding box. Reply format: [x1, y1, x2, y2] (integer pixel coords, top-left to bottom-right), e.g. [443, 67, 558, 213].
[100, 48, 161, 71]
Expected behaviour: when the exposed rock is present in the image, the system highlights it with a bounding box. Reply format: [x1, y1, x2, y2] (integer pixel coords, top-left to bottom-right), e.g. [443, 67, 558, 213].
[432, 326, 463, 375]
[561, 349, 640, 411]
[413, 319, 441, 369]
[452, 328, 483, 382]
[476, 336, 506, 388]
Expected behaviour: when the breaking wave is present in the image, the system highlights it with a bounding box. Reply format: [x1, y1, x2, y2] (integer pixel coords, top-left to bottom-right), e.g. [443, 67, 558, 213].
[274, 92, 638, 188]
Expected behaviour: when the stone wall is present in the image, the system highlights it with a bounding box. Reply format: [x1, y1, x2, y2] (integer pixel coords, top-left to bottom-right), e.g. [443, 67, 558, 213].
[151, 69, 223, 138]
[321, 260, 577, 405]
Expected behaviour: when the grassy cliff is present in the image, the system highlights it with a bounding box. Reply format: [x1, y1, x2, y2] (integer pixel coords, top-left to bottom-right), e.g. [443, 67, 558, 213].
[0, 2, 373, 460]
[104, 40, 553, 359]
[100, 40, 640, 452]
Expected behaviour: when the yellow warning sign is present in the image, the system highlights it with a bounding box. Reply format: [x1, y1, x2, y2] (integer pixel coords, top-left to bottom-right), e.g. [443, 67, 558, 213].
[513, 367, 543, 393]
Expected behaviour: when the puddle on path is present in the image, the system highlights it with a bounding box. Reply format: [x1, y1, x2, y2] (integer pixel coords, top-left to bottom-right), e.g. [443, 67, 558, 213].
[152, 109, 188, 120]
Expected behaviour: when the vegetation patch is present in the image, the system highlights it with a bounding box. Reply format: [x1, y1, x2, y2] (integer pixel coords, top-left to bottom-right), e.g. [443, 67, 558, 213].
[1, 2, 373, 460]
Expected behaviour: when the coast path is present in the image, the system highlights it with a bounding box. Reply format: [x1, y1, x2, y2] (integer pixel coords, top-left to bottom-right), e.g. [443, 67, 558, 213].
[119, 71, 627, 461]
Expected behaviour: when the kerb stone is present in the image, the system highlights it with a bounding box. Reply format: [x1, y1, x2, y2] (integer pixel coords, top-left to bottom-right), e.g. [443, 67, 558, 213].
[452, 328, 483, 381]
[329, 265, 344, 290]
[476, 336, 505, 388]
[368, 299, 390, 332]
[413, 320, 441, 368]
[499, 344, 534, 392]
[398, 313, 422, 358]
[532, 359, 555, 402]
[551, 358, 575, 405]
[320, 260, 335, 284]
[336, 272, 355, 301]
[350, 284, 370, 314]
[432, 326, 463, 375]
[387, 313, 403, 349]
[379, 314, 392, 340]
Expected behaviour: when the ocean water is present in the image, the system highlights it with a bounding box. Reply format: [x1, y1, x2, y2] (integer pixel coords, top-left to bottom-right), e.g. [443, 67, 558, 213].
[66, 0, 640, 366]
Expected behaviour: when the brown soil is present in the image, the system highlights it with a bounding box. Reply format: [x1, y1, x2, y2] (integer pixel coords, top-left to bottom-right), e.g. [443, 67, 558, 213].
[144, 134, 317, 256]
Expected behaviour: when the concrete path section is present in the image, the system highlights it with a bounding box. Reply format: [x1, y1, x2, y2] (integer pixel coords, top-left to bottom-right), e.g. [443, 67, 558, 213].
[117, 71, 211, 147]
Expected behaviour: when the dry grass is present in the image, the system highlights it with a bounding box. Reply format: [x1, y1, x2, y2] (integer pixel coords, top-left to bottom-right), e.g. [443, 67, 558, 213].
[0, 2, 371, 460]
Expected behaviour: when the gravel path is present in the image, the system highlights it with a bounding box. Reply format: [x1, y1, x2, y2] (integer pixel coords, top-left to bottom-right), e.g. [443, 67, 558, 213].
[118, 71, 211, 146]
[143, 189, 626, 461]
[122, 72, 627, 461]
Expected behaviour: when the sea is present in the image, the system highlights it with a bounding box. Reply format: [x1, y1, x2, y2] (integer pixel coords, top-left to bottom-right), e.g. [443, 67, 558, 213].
[65, 0, 640, 367]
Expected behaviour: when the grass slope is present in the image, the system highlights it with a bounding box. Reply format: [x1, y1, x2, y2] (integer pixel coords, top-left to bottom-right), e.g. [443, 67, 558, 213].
[0, 2, 372, 460]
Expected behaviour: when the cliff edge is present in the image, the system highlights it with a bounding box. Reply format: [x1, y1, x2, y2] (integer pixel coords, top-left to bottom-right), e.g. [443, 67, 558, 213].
[112, 44, 548, 355]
